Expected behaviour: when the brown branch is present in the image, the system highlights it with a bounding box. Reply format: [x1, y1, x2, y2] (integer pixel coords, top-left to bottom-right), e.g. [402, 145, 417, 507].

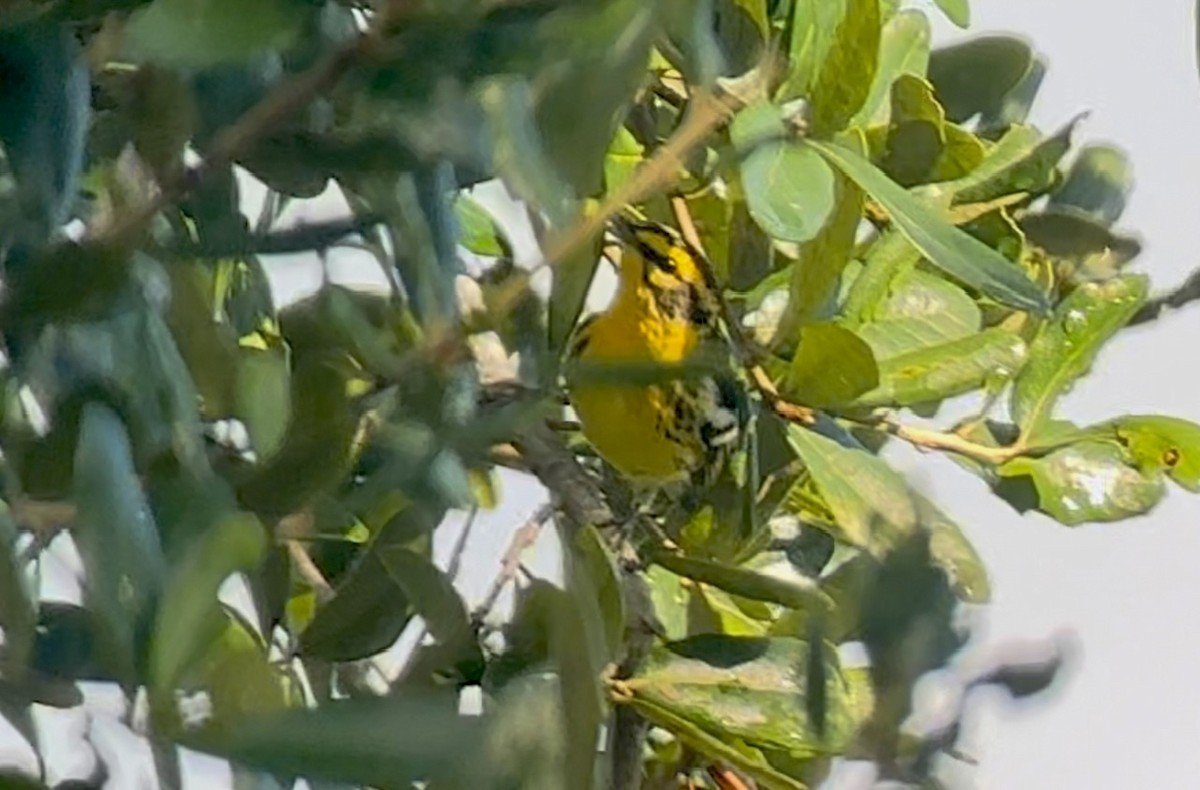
[286, 539, 335, 604]
[470, 502, 555, 625]
[94, 8, 393, 247]
[1128, 266, 1200, 326]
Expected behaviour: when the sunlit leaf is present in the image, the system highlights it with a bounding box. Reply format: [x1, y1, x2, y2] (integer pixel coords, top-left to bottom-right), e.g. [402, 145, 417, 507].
[810, 139, 1049, 314]
[852, 327, 1026, 407]
[856, 269, 981, 359]
[950, 118, 1079, 205]
[650, 549, 834, 612]
[782, 323, 879, 408]
[852, 9, 931, 127]
[454, 196, 509, 257]
[731, 102, 837, 243]
[623, 636, 868, 757]
[780, 135, 865, 335]
[805, 0, 880, 135]
[1011, 275, 1147, 439]
[152, 510, 267, 697]
[786, 423, 917, 552]
[933, 0, 969, 28]
[998, 442, 1165, 525]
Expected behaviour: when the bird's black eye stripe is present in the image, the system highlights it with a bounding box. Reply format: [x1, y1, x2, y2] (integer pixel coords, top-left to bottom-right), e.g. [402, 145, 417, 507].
[642, 245, 677, 274]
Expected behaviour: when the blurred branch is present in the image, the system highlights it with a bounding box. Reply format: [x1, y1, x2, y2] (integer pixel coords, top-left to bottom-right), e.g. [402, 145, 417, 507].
[1128, 266, 1200, 326]
[94, 6, 400, 247]
[286, 539, 334, 604]
[165, 214, 383, 260]
[470, 502, 554, 626]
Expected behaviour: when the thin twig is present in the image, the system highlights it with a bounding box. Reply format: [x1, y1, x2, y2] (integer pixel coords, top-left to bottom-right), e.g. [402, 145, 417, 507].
[443, 506, 479, 581]
[287, 540, 334, 604]
[94, 7, 393, 248]
[1128, 266, 1200, 326]
[470, 502, 555, 625]
[164, 214, 384, 260]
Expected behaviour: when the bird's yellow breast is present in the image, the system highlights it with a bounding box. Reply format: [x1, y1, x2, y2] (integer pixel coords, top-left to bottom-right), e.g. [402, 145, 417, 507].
[567, 298, 703, 481]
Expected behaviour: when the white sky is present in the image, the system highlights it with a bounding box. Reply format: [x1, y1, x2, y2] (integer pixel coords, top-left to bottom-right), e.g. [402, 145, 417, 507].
[919, 2, 1200, 788]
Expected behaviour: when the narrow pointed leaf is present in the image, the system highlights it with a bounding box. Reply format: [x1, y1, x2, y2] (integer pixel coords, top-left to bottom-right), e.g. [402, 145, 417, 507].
[810, 139, 1048, 313]
[1011, 275, 1147, 438]
[786, 424, 917, 552]
[852, 327, 1026, 407]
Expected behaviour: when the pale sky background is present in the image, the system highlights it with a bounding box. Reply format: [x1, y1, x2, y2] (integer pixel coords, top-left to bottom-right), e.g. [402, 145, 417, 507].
[9, 1, 1200, 788]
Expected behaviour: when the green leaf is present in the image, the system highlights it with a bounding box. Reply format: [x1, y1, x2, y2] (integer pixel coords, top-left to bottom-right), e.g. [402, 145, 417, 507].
[780, 138, 865, 333]
[191, 696, 486, 788]
[548, 232, 603, 362]
[125, 0, 307, 67]
[998, 442, 1166, 525]
[805, 0, 881, 136]
[650, 550, 834, 612]
[1011, 275, 1148, 438]
[622, 695, 809, 790]
[183, 610, 295, 731]
[951, 118, 1078, 205]
[852, 327, 1026, 407]
[535, 0, 657, 196]
[0, 501, 35, 673]
[1018, 210, 1141, 278]
[299, 507, 442, 662]
[914, 494, 990, 603]
[0, 19, 90, 243]
[479, 77, 576, 229]
[856, 269, 981, 359]
[73, 402, 166, 684]
[782, 0, 845, 103]
[687, 585, 769, 636]
[518, 580, 604, 790]
[731, 102, 837, 243]
[646, 565, 690, 641]
[838, 228, 921, 327]
[786, 424, 916, 552]
[380, 548, 472, 653]
[878, 75, 945, 187]
[1058, 415, 1200, 492]
[454, 196, 509, 257]
[234, 335, 291, 462]
[851, 10, 931, 127]
[933, 0, 970, 27]
[152, 510, 267, 697]
[624, 636, 868, 757]
[603, 124, 645, 195]
[782, 324, 879, 408]
[569, 525, 626, 662]
[810, 139, 1049, 314]
[927, 36, 1034, 125]
[1048, 144, 1133, 226]
[236, 353, 360, 518]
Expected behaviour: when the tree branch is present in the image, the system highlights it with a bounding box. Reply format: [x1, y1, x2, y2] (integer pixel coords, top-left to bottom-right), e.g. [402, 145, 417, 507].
[1128, 266, 1200, 326]
[470, 502, 555, 626]
[165, 214, 383, 260]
